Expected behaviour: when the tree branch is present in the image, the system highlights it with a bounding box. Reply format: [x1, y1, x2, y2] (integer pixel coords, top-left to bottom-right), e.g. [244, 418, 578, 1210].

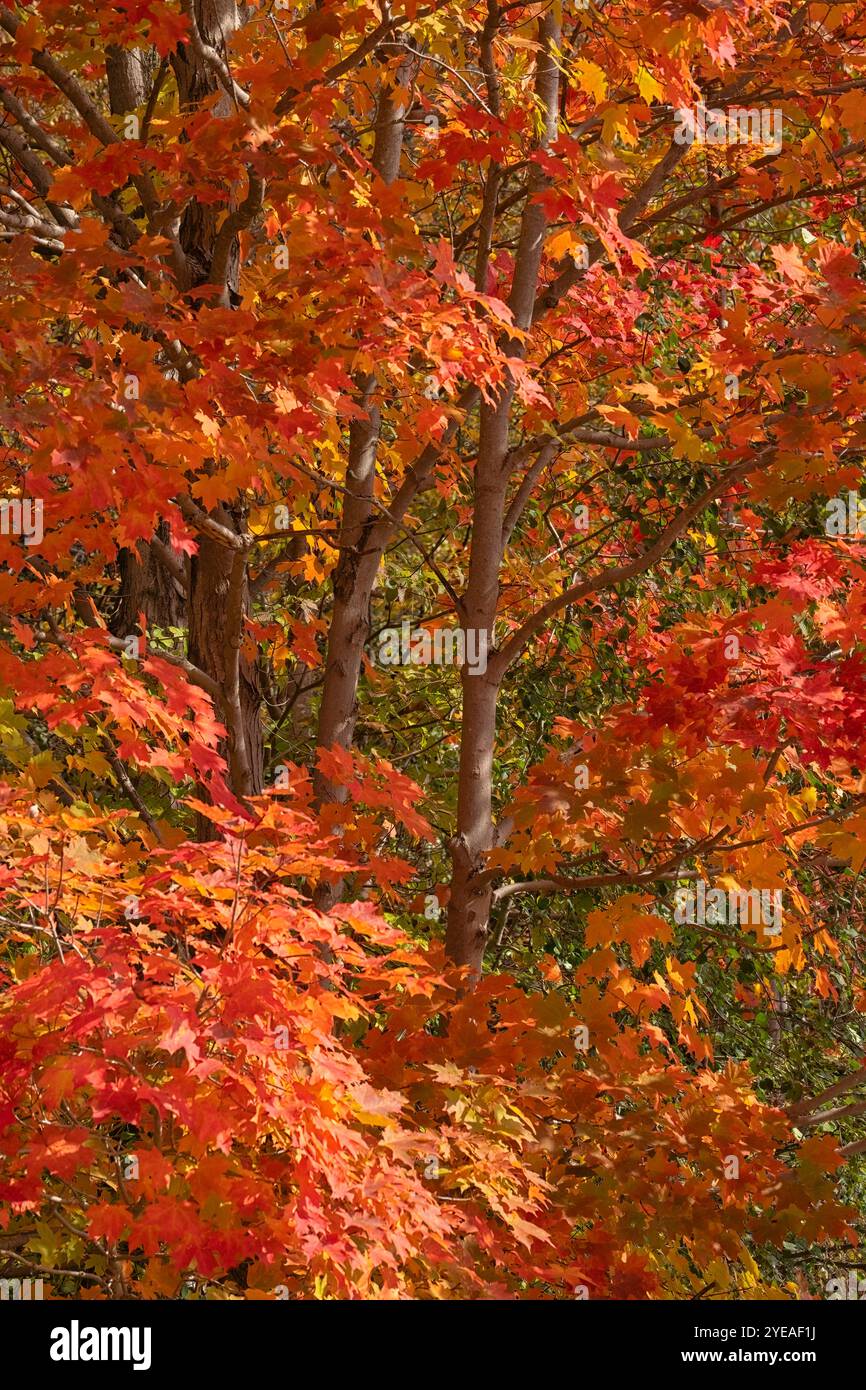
[179, 0, 250, 109]
[492, 868, 699, 903]
[106, 632, 220, 701]
[210, 168, 264, 302]
[489, 455, 759, 678]
[176, 495, 252, 551]
[789, 1068, 866, 1120]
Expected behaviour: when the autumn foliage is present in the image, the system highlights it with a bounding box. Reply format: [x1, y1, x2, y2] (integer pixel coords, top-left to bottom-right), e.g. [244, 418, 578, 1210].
[0, 790, 855, 1298]
[2, 0, 866, 1299]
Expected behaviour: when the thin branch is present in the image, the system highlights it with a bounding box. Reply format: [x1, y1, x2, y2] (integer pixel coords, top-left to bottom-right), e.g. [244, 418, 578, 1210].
[492, 868, 699, 903]
[211, 169, 264, 301]
[149, 534, 188, 590]
[221, 542, 255, 797]
[176, 495, 252, 551]
[796, 1099, 866, 1130]
[789, 1068, 866, 1120]
[101, 740, 164, 842]
[106, 632, 220, 701]
[502, 439, 558, 546]
[0, 83, 69, 164]
[489, 454, 760, 678]
[179, 0, 250, 109]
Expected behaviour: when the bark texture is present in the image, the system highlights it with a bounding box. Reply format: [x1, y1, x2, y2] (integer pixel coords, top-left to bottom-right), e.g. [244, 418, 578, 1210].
[187, 505, 263, 801]
[106, 47, 186, 639]
[312, 67, 414, 905]
[172, 3, 264, 818]
[444, 12, 561, 977]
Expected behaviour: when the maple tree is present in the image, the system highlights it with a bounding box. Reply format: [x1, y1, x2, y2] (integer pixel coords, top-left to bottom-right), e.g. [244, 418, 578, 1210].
[2, 0, 866, 1301]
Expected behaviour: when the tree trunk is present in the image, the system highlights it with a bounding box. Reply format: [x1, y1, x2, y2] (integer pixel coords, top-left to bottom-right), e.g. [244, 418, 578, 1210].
[314, 71, 411, 792]
[444, 12, 561, 977]
[106, 48, 186, 640]
[172, 1, 241, 289]
[171, 2, 264, 819]
[444, 400, 509, 976]
[313, 397, 380, 798]
[312, 68, 413, 903]
[106, 45, 152, 114]
[111, 527, 186, 637]
[188, 505, 263, 806]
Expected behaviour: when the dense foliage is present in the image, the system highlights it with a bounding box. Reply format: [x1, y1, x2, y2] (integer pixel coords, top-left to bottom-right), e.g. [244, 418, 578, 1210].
[2, 0, 866, 1300]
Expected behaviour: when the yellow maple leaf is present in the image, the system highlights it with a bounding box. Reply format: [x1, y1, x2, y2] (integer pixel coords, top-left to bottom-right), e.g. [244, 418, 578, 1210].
[573, 59, 608, 104]
[635, 65, 663, 104]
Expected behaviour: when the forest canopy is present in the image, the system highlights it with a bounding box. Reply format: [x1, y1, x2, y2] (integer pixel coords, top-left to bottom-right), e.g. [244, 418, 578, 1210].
[1, 0, 866, 1303]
